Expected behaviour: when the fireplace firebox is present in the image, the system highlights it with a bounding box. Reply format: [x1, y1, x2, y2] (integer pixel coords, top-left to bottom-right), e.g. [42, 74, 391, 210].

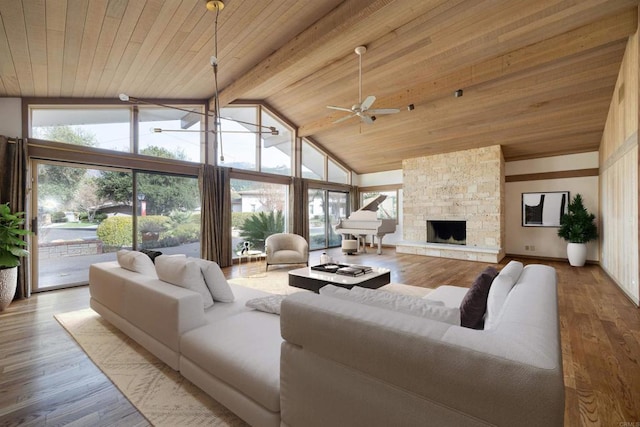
[427, 220, 466, 245]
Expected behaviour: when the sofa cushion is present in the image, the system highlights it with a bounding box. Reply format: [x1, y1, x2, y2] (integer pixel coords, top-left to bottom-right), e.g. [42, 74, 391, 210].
[189, 258, 235, 302]
[155, 255, 214, 309]
[484, 261, 524, 330]
[180, 311, 282, 412]
[116, 249, 158, 278]
[320, 285, 460, 325]
[459, 266, 499, 329]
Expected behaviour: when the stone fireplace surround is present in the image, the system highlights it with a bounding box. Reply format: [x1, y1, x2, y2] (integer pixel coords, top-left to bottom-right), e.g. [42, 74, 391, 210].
[397, 145, 505, 263]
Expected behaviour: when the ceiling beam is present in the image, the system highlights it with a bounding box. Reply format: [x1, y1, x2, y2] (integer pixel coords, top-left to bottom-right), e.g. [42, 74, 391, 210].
[210, 0, 396, 110]
[298, 8, 637, 137]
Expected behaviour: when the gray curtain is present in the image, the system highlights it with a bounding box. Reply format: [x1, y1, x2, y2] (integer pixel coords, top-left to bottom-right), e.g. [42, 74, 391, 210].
[200, 164, 232, 267]
[291, 177, 309, 240]
[0, 136, 30, 299]
[350, 185, 360, 212]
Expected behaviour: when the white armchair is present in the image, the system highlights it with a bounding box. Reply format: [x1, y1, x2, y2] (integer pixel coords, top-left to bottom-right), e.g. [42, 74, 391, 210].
[265, 233, 309, 271]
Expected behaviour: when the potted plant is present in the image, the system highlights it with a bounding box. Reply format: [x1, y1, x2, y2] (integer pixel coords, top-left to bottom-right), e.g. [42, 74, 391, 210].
[557, 194, 598, 267]
[0, 203, 31, 311]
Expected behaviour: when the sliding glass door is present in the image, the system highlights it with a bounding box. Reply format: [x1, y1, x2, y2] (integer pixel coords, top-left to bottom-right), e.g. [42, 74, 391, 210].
[33, 162, 132, 291]
[32, 161, 200, 291]
[230, 178, 289, 256]
[308, 189, 348, 250]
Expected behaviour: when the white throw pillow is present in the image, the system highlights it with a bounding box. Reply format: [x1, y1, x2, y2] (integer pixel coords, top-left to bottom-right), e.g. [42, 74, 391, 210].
[246, 295, 286, 315]
[484, 260, 524, 330]
[116, 249, 158, 278]
[319, 285, 459, 325]
[155, 255, 214, 309]
[188, 258, 235, 302]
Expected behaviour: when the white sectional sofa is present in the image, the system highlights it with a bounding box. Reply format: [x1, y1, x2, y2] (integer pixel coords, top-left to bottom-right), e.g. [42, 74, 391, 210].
[280, 263, 565, 427]
[89, 253, 282, 427]
[89, 252, 564, 427]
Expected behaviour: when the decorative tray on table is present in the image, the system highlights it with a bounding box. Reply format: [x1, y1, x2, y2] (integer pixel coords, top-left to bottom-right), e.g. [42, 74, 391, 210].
[311, 263, 348, 273]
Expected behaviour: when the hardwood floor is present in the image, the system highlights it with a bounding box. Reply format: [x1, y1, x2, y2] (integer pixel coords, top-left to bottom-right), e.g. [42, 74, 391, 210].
[0, 250, 638, 426]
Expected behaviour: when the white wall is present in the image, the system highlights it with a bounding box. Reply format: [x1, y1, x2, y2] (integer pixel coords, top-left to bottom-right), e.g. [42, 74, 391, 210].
[505, 152, 600, 261]
[0, 98, 22, 137]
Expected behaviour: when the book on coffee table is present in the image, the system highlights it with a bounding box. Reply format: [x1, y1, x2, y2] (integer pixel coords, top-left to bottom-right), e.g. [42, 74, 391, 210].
[336, 266, 367, 277]
[347, 264, 373, 273]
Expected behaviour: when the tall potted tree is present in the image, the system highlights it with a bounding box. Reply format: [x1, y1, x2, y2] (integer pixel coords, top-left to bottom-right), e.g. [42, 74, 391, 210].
[0, 203, 31, 310]
[557, 194, 598, 267]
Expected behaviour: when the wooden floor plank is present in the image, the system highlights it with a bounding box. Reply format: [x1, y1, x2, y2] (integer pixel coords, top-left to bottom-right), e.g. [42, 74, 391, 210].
[0, 249, 638, 425]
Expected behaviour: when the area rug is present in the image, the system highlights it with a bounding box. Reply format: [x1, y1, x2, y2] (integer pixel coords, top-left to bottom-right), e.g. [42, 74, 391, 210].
[55, 309, 247, 427]
[227, 267, 421, 296]
[228, 266, 305, 295]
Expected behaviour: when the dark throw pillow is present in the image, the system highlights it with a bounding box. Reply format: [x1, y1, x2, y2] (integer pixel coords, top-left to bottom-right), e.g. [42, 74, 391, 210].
[140, 249, 163, 263]
[459, 266, 499, 329]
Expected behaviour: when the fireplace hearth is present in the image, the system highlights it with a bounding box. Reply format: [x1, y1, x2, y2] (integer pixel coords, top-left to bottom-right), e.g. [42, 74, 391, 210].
[427, 220, 466, 245]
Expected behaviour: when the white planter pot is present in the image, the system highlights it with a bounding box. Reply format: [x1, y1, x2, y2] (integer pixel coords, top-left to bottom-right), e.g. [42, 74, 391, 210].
[567, 243, 587, 267]
[0, 266, 18, 311]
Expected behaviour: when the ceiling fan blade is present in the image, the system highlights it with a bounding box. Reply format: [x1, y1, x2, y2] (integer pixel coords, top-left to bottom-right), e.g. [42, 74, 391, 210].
[361, 115, 375, 125]
[367, 108, 400, 115]
[360, 95, 376, 111]
[333, 114, 357, 124]
[327, 105, 354, 112]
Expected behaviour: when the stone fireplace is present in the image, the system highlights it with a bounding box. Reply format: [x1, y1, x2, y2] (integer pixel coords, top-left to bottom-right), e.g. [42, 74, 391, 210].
[427, 220, 466, 245]
[397, 145, 505, 262]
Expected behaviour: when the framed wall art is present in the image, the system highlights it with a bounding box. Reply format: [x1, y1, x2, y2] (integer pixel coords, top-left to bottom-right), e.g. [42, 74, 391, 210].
[522, 191, 569, 227]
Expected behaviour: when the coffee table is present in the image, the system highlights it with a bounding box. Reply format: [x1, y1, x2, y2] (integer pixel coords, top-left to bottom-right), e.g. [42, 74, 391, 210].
[288, 265, 391, 293]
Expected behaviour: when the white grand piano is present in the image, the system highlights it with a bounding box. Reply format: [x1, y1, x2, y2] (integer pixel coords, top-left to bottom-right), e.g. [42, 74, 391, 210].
[334, 195, 396, 255]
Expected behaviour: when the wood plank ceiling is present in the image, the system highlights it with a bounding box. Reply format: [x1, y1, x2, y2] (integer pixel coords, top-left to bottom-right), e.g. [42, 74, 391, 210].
[0, 0, 637, 174]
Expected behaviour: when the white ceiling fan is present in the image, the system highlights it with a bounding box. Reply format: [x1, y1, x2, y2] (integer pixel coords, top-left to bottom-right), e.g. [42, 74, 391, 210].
[327, 46, 400, 125]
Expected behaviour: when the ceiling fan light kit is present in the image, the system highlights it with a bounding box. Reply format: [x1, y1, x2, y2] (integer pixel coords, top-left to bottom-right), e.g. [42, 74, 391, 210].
[327, 45, 401, 125]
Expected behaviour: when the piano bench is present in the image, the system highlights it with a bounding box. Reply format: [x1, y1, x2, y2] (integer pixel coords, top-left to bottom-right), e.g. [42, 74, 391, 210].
[342, 239, 358, 254]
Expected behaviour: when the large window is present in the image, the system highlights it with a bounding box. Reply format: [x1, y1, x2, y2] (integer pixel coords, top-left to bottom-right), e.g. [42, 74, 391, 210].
[30, 104, 206, 163]
[301, 138, 350, 184]
[261, 109, 293, 176]
[231, 178, 289, 254]
[361, 189, 399, 221]
[219, 105, 293, 176]
[328, 158, 349, 184]
[31, 107, 131, 152]
[138, 106, 204, 162]
[308, 189, 348, 250]
[302, 140, 325, 180]
[135, 172, 201, 254]
[27, 100, 357, 273]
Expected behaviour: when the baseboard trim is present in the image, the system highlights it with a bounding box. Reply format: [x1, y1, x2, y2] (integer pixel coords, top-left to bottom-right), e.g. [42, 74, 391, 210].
[504, 253, 600, 265]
